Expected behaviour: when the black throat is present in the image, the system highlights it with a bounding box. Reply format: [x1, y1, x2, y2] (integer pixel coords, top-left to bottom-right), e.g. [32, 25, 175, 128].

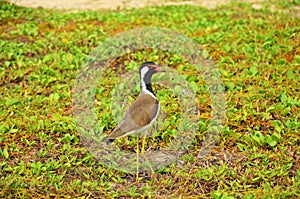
[145, 83, 153, 94]
[140, 70, 155, 95]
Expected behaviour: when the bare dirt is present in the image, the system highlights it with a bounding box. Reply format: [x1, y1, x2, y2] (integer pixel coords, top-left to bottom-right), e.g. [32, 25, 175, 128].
[7, 0, 300, 17]
[8, 0, 266, 10]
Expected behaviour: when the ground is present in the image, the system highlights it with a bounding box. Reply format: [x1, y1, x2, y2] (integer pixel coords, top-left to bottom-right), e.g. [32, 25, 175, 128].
[6, 0, 271, 10]
[1, 0, 299, 198]
[8, 0, 300, 17]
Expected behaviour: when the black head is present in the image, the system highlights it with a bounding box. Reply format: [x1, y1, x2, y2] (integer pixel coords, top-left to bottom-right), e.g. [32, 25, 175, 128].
[139, 62, 165, 93]
[139, 62, 165, 78]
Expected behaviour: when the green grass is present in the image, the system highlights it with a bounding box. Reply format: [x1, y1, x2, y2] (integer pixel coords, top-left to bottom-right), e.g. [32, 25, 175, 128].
[1, 1, 300, 198]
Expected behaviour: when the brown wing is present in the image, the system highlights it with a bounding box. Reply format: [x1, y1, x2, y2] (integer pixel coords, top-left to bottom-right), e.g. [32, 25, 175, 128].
[107, 94, 159, 139]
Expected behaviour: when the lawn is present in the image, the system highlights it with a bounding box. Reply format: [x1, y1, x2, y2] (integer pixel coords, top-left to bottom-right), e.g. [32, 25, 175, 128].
[0, 0, 299, 198]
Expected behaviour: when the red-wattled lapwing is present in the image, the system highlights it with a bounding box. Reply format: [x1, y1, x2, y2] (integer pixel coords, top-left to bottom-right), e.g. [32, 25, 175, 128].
[104, 61, 165, 176]
[105, 61, 165, 144]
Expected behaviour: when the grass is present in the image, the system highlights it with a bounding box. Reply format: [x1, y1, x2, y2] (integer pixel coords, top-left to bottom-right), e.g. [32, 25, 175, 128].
[1, 0, 300, 198]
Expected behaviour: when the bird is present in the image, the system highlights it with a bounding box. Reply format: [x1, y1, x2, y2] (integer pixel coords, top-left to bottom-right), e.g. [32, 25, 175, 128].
[104, 61, 165, 145]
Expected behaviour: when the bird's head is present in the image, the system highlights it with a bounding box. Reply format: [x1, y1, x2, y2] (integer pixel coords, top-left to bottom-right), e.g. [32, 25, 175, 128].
[139, 62, 165, 78]
[139, 61, 166, 93]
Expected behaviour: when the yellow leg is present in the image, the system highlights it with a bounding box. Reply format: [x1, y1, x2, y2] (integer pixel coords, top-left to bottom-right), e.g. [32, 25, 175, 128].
[142, 131, 154, 174]
[136, 136, 139, 181]
[141, 133, 146, 154]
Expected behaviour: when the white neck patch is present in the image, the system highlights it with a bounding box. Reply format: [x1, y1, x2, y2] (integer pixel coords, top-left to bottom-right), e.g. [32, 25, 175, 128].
[140, 67, 149, 88]
[141, 87, 158, 99]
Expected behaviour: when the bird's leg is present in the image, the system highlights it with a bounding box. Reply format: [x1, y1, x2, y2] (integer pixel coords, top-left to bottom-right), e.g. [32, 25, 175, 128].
[142, 130, 154, 174]
[136, 136, 140, 181]
[141, 132, 146, 154]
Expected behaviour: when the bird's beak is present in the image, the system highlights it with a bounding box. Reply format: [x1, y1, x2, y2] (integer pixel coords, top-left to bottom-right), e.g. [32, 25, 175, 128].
[155, 65, 166, 72]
